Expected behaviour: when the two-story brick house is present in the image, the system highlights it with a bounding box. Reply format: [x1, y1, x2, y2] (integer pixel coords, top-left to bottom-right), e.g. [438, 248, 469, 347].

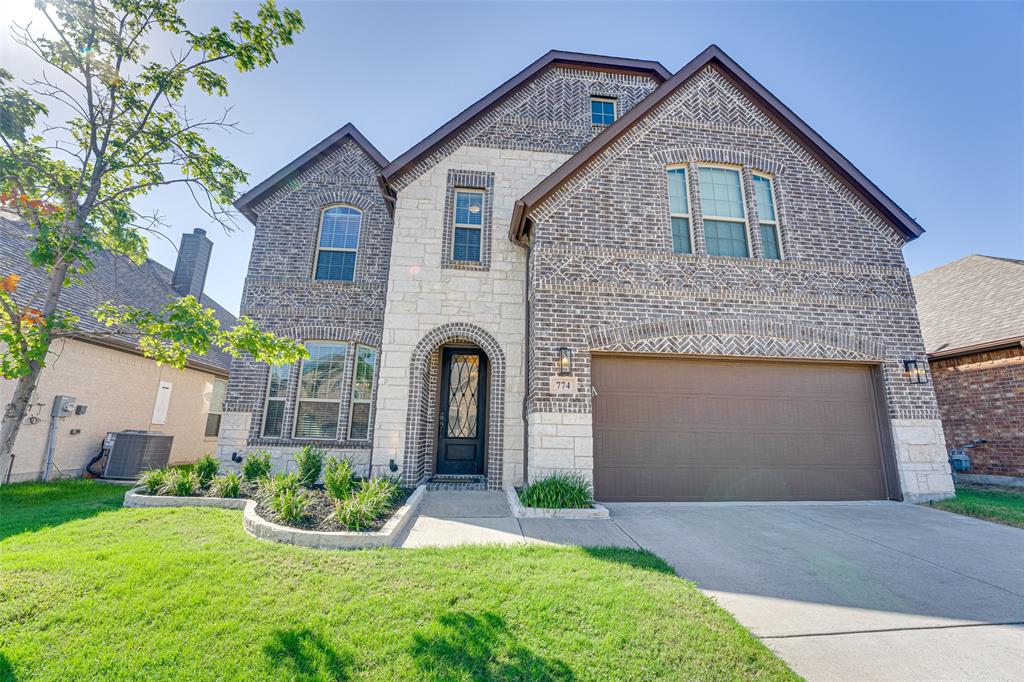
[218, 46, 954, 503]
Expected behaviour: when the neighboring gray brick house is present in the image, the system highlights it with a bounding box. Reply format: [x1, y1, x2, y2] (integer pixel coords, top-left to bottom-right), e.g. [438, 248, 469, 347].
[218, 46, 954, 503]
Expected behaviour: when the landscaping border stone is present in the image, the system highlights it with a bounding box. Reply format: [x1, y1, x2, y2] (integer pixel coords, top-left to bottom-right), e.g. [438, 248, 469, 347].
[505, 486, 610, 519]
[243, 484, 426, 549]
[123, 487, 248, 510]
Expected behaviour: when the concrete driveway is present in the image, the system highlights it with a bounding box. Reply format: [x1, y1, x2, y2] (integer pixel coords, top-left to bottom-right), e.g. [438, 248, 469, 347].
[607, 501, 1024, 681]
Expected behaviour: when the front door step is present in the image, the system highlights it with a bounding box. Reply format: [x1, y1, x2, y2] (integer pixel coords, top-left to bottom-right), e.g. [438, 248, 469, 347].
[427, 475, 487, 491]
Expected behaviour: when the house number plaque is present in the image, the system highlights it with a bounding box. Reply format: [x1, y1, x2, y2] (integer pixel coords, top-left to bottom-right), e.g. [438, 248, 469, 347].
[549, 376, 577, 395]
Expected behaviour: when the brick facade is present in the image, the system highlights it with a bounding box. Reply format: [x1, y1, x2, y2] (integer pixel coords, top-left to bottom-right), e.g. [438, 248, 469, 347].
[931, 347, 1024, 479]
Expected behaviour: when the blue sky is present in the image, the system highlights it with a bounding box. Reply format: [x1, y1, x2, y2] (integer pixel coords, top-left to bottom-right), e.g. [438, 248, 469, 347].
[4, 1, 1023, 314]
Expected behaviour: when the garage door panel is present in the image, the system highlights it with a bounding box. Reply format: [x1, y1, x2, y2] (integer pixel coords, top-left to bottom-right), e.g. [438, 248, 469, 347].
[592, 356, 889, 502]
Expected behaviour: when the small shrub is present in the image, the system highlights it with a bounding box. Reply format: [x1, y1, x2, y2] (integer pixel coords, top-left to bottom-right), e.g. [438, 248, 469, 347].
[323, 458, 354, 501]
[335, 478, 401, 531]
[270, 488, 310, 523]
[140, 468, 168, 495]
[293, 445, 325, 486]
[161, 469, 201, 497]
[242, 450, 272, 481]
[211, 472, 242, 498]
[259, 472, 300, 500]
[518, 472, 593, 509]
[193, 454, 220, 485]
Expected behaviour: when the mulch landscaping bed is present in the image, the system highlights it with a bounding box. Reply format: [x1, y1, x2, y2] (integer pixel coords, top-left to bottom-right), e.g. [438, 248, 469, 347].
[253, 484, 412, 533]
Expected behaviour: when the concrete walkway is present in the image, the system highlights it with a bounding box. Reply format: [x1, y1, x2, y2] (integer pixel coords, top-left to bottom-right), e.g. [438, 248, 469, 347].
[395, 490, 635, 548]
[398, 491, 1024, 681]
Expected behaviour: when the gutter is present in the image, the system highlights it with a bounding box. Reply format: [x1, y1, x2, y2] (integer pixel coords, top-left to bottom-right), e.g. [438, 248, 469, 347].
[927, 336, 1024, 361]
[71, 332, 231, 378]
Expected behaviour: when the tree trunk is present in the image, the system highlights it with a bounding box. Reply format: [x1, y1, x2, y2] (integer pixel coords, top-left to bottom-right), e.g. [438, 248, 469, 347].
[0, 258, 72, 484]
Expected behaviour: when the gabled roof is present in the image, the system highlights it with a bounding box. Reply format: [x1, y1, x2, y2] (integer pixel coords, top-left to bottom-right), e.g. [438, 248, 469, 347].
[510, 44, 925, 244]
[380, 50, 672, 186]
[0, 213, 238, 375]
[912, 254, 1024, 358]
[234, 123, 388, 223]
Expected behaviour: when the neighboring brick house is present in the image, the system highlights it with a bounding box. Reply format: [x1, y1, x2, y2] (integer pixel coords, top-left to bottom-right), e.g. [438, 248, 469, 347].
[218, 46, 954, 503]
[1, 214, 237, 481]
[913, 255, 1024, 486]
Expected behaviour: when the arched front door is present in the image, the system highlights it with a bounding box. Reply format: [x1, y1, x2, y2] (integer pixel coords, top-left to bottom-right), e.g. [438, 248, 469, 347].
[436, 346, 487, 476]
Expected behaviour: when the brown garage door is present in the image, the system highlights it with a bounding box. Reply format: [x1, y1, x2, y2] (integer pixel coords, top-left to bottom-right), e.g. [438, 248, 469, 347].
[592, 355, 893, 502]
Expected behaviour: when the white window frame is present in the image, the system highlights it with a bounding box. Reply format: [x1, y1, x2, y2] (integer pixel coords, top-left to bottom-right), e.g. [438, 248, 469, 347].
[590, 96, 617, 126]
[313, 204, 361, 282]
[666, 164, 693, 254]
[752, 172, 783, 260]
[292, 340, 350, 440]
[452, 188, 485, 263]
[205, 377, 227, 438]
[346, 345, 377, 441]
[697, 163, 752, 258]
[262, 363, 291, 438]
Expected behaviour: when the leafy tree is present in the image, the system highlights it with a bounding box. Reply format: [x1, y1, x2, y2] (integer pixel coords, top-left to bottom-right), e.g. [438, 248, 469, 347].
[0, 0, 308, 479]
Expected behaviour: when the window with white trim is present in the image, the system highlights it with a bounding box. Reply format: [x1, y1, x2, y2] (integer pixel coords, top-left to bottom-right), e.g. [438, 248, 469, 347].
[262, 363, 291, 437]
[314, 206, 361, 281]
[698, 166, 749, 258]
[205, 378, 227, 437]
[452, 189, 484, 262]
[347, 345, 377, 440]
[590, 96, 616, 126]
[293, 341, 349, 439]
[753, 173, 782, 260]
[666, 167, 692, 254]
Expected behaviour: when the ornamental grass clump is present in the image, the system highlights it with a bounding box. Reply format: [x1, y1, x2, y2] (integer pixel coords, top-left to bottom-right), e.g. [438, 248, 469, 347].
[293, 445, 325, 486]
[269, 488, 310, 524]
[335, 477, 402, 531]
[518, 472, 593, 509]
[211, 472, 242, 498]
[259, 472, 300, 500]
[242, 450, 272, 481]
[161, 469, 201, 497]
[140, 467, 168, 495]
[323, 457, 354, 501]
[193, 454, 220, 485]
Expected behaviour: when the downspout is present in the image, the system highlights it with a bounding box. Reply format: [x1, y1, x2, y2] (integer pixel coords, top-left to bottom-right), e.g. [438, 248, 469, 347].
[521, 219, 533, 486]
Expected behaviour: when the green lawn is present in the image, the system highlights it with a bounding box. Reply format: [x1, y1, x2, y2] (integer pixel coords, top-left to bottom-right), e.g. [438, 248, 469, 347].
[931, 485, 1024, 528]
[0, 480, 796, 681]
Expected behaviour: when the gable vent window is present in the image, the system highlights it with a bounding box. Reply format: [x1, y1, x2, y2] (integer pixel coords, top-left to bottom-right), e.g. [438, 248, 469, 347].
[294, 341, 349, 439]
[262, 363, 291, 438]
[315, 206, 361, 282]
[698, 166, 750, 258]
[753, 174, 782, 260]
[590, 97, 616, 126]
[666, 167, 692, 254]
[453, 189, 484, 262]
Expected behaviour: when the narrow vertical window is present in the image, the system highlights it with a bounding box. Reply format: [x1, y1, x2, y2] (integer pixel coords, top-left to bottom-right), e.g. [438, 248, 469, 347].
[753, 174, 782, 260]
[315, 206, 361, 281]
[590, 96, 616, 126]
[666, 167, 692, 254]
[262, 363, 291, 437]
[698, 166, 749, 258]
[452, 189, 484, 262]
[205, 378, 227, 437]
[294, 342, 349, 439]
[348, 346, 377, 440]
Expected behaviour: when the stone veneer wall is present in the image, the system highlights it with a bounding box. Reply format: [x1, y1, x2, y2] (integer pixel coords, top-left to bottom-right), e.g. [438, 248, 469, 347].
[930, 346, 1024, 480]
[216, 139, 392, 474]
[524, 65, 953, 502]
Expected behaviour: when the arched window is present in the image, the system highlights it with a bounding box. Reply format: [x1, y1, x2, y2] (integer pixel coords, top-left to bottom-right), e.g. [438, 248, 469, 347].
[315, 206, 361, 281]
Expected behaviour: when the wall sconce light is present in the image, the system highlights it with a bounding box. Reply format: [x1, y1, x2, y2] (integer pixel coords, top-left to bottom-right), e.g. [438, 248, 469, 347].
[903, 359, 928, 384]
[555, 347, 573, 376]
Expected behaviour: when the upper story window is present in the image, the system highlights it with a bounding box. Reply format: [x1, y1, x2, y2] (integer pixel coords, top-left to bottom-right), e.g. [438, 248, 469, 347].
[262, 363, 291, 438]
[590, 97, 616, 126]
[666, 167, 692, 254]
[753, 174, 782, 260]
[452, 189, 484, 262]
[315, 206, 361, 282]
[205, 378, 227, 438]
[698, 166, 749, 258]
[294, 341, 349, 439]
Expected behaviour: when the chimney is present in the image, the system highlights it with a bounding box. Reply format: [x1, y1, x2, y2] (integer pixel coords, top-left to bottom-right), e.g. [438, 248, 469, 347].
[171, 228, 213, 299]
